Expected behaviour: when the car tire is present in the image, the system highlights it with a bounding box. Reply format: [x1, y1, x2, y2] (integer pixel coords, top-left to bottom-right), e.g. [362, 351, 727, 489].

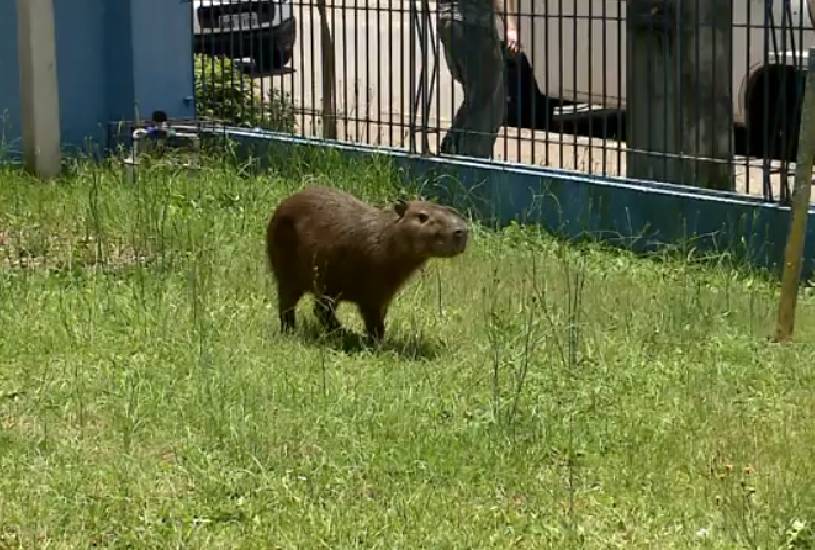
[255, 48, 292, 74]
[503, 46, 554, 130]
[747, 66, 804, 162]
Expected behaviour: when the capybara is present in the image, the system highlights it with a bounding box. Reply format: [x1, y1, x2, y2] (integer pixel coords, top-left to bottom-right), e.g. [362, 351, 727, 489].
[265, 185, 469, 341]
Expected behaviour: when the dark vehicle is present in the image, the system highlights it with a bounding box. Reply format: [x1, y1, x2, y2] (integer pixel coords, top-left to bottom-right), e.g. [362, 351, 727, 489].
[192, 0, 296, 73]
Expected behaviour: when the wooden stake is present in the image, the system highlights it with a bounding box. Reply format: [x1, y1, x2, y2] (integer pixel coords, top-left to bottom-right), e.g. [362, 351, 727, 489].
[775, 48, 815, 343]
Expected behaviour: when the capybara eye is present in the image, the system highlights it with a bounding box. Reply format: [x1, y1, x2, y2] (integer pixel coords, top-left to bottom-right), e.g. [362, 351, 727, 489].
[417, 212, 429, 223]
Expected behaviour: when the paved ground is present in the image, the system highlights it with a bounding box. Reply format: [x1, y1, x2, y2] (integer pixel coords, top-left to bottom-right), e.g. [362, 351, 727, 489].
[251, 1, 802, 202]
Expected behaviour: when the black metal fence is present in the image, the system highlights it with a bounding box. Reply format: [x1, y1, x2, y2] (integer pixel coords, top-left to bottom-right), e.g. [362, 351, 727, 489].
[191, 0, 815, 203]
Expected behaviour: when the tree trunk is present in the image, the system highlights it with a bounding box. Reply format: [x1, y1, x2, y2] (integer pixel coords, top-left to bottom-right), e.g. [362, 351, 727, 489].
[627, 0, 734, 190]
[317, 0, 337, 139]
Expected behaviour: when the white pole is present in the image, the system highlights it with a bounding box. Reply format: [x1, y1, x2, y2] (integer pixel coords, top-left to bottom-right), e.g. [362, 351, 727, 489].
[17, 0, 62, 178]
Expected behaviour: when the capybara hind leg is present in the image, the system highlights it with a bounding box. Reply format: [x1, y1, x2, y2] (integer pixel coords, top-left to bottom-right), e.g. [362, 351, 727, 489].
[314, 295, 341, 333]
[277, 285, 302, 332]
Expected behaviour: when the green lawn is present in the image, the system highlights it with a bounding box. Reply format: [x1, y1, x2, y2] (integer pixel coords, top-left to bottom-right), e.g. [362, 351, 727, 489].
[1, 151, 815, 548]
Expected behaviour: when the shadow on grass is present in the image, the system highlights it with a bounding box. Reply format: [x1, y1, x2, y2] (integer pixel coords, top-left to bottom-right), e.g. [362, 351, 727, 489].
[293, 321, 444, 361]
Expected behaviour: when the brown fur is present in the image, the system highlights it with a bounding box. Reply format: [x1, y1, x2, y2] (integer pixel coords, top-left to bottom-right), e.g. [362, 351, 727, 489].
[265, 185, 469, 341]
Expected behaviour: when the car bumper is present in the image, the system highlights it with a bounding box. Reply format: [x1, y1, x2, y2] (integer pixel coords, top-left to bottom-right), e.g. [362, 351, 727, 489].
[194, 16, 296, 62]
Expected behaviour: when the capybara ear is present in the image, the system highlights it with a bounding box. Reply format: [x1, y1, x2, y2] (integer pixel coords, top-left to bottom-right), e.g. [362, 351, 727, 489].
[394, 199, 408, 218]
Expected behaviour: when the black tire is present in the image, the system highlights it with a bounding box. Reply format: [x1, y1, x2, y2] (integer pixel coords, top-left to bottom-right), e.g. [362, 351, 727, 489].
[503, 46, 553, 130]
[746, 67, 804, 162]
[254, 46, 293, 74]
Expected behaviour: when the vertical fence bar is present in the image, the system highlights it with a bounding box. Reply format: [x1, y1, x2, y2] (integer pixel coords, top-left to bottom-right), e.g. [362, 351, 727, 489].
[238, 0, 246, 124]
[745, 0, 752, 196]
[257, 0, 262, 127]
[388, 0, 394, 147]
[353, 0, 359, 140]
[376, 0, 382, 145]
[332, 0, 339, 137]
[502, 0, 510, 162]
[512, 0, 519, 163]
[407, 0, 416, 154]
[544, 0, 551, 168]
[727, 0, 734, 190]
[762, 0, 772, 200]
[228, 1, 237, 126]
[208, 0, 217, 123]
[366, 0, 378, 143]
[587, 0, 594, 174]
[775, 47, 815, 342]
[400, 0, 406, 148]
[333, 0, 339, 137]
[340, 0, 348, 140]
[779, 2, 790, 203]
[529, 0, 537, 166]
[447, 0, 455, 158]
[191, 1, 198, 126]
[309, 0, 317, 136]
[557, 2, 563, 167]
[693, 0, 700, 183]
[615, 0, 622, 175]
[434, 0, 441, 154]
[298, 0, 305, 136]
[570, 0, 577, 170]
[419, 0, 428, 154]
[599, 0, 607, 175]
[287, 0, 295, 135]
[318, 0, 337, 138]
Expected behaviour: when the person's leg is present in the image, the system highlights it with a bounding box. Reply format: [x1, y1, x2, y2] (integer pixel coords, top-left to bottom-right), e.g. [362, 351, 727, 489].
[438, 17, 467, 155]
[454, 24, 506, 158]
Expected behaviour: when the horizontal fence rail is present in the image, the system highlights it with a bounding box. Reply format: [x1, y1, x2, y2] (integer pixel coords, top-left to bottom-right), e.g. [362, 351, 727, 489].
[191, 0, 815, 203]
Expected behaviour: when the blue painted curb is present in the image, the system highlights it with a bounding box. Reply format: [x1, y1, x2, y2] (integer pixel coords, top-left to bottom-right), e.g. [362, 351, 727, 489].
[203, 127, 815, 280]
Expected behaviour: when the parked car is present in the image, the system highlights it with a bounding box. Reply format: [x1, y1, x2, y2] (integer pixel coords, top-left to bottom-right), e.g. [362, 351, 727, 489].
[507, 0, 815, 160]
[192, 0, 296, 73]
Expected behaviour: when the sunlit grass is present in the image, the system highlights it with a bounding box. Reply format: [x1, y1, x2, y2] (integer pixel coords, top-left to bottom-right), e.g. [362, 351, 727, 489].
[1, 150, 814, 548]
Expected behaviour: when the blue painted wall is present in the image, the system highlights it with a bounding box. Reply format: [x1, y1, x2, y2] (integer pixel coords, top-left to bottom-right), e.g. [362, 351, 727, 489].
[104, 0, 136, 125]
[130, 0, 196, 122]
[217, 130, 815, 279]
[53, 0, 108, 153]
[0, 0, 195, 156]
[0, 2, 21, 155]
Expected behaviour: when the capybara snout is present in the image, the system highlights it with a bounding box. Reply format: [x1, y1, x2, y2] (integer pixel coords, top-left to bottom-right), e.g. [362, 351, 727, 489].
[265, 185, 469, 342]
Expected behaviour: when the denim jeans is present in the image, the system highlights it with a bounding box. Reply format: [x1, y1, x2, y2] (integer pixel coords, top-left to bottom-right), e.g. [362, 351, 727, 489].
[437, 16, 506, 159]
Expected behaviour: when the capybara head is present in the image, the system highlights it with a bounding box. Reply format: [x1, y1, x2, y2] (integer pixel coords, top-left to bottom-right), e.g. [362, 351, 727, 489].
[391, 198, 469, 259]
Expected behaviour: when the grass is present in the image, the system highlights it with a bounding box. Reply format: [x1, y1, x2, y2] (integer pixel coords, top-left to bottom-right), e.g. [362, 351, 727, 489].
[1, 148, 815, 548]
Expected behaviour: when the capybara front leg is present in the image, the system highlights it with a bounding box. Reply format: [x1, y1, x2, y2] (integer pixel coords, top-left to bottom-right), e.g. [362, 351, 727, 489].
[277, 284, 302, 332]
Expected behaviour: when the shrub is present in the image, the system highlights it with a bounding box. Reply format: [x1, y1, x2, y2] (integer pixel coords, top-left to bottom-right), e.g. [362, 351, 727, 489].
[193, 54, 295, 133]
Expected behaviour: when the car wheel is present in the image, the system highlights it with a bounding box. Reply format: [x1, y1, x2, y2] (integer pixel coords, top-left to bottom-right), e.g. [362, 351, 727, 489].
[747, 67, 804, 162]
[503, 46, 553, 130]
[254, 48, 292, 74]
